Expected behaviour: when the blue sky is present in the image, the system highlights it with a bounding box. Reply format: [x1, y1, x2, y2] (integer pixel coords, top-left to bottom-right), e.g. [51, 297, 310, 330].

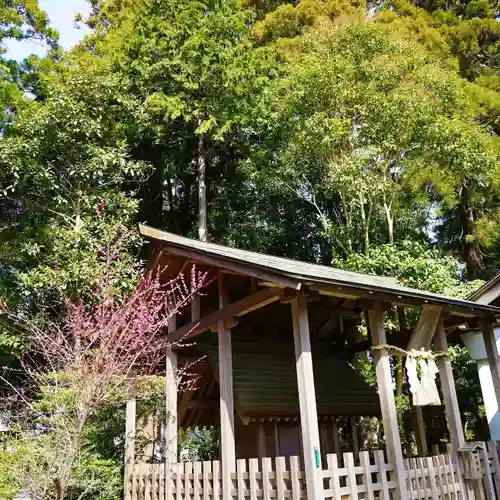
[5, 0, 92, 61]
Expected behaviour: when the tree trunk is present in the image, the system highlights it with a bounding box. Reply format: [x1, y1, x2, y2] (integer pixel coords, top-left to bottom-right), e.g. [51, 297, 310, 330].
[55, 418, 85, 500]
[74, 185, 83, 231]
[198, 132, 207, 242]
[360, 192, 370, 255]
[459, 182, 483, 279]
[143, 161, 164, 228]
[166, 176, 173, 212]
[383, 195, 394, 245]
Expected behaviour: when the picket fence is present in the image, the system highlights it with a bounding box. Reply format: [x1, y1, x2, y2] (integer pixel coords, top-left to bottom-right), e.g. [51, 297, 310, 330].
[126, 441, 500, 500]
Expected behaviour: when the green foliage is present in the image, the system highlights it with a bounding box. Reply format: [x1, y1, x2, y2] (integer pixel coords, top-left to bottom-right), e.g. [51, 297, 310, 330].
[246, 19, 500, 264]
[0, 373, 169, 499]
[449, 346, 489, 440]
[0, 54, 148, 325]
[178, 427, 219, 462]
[336, 240, 484, 297]
[0, 1, 58, 130]
[2, 0, 500, 489]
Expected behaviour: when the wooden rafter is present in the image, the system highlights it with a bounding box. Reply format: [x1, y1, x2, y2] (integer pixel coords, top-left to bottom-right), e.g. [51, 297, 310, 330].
[311, 282, 489, 318]
[316, 316, 338, 339]
[167, 287, 282, 343]
[147, 245, 163, 271]
[159, 243, 300, 290]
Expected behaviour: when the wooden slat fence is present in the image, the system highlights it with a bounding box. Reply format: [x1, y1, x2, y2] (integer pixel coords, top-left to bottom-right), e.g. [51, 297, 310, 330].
[323, 450, 397, 499]
[125, 442, 500, 500]
[405, 453, 463, 500]
[478, 440, 500, 500]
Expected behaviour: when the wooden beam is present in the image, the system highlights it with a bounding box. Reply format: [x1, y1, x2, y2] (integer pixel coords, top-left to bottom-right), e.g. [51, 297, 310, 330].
[482, 323, 500, 412]
[218, 272, 236, 500]
[291, 293, 324, 500]
[434, 320, 465, 453]
[280, 286, 320, 304]
[167, 287, 282, 343]
[165, 315, 178, 500]
[186, 400, 219, 409]
[407, 304, 442, 350]
[368, 303, 409, 500]
[316, 316, 338, 339]
[316, 311, 360, 340]
[124, 371, 136, 500]
[311, 282, 490, 318]
[157, 241, 301, 290]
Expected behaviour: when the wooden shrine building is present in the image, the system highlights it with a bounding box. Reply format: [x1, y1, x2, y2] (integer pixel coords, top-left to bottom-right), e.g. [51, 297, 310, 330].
[125, 224, 500, 500]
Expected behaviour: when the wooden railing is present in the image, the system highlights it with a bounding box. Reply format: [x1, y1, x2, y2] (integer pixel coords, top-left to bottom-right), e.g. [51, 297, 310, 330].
[405, 453, 463, 500]
[125, 441, 500, 500]
[478, 440, 500, 500]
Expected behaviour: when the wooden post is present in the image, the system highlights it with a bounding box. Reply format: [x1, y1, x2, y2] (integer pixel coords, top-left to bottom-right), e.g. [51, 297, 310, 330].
[166, 315, 178, 500]
[407, 304, 442, 350]
[368, 303, 408, 500]
[350, 416, 359, 460]
[274, 421, 280, 456]
[192, 294, 201, 322]
[257, 421, 266, 458]
[291, 293, 324, 500]
[124, 371, 137, 500]
[434, 320, 465, 453]
[405, 304, 441, 458]
[218, 271, 236, 500]
[332, 418, 341, 457]
[482, 323, 500, 409]
[411, 404, 428, 457]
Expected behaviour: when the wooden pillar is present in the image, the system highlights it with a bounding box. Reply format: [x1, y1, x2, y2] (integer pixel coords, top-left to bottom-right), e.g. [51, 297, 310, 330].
[411, 404, 428, 457]
[332, 418, 341, 457]
[191, 294, 201, 322]
[218, 272, 236, 500]
[350, 416, 359, 459]
[406, 304, 441, 458]
[165, 315, 178, 500]
[291, 294, 324, 500]
[257, 421, 267, 458]
[482, 323, 500, 409]
[124, 371, 136, 500]
[434, 320, 465, 453]
[368, 303, 408, 500]
[274, 421, 280, 456]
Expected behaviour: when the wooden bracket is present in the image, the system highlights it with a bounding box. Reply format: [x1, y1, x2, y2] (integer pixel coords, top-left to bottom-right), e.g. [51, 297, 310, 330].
[210, 317, 239, 333]
[356, 298, 375, 311]
[280, 285, 319, 303]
